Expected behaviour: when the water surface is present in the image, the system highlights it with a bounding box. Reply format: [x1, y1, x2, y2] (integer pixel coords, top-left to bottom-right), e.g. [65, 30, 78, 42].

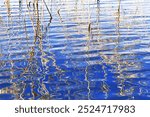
[0, 0, 150, 99]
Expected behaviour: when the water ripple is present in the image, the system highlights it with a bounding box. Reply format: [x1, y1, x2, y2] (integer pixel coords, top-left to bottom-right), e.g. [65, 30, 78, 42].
[0, 0, 150, 100]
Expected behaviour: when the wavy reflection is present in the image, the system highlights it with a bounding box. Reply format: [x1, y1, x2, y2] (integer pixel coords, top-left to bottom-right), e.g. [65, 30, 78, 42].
[0, 0, 150, 100]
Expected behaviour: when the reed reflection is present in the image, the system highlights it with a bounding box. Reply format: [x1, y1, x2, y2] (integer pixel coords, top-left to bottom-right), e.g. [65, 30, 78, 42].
[0, 0, 149, 99]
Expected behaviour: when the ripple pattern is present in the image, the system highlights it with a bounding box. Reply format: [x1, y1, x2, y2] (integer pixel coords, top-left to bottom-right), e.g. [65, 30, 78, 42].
[0, 0, 150, 100]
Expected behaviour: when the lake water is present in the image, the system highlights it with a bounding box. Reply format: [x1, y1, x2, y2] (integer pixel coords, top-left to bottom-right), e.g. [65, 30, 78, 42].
[0, 0, 150, 100]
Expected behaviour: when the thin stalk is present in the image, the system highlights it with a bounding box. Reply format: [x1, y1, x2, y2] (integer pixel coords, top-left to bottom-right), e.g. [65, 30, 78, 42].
[42, 0, 52, 22]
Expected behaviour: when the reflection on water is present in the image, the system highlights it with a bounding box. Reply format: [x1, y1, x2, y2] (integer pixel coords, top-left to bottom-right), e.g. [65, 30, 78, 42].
[0, 0, 150, 100]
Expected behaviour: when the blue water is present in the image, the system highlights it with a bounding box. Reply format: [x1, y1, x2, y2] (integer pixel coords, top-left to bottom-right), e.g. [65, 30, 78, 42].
[0, 0, 150, 100]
